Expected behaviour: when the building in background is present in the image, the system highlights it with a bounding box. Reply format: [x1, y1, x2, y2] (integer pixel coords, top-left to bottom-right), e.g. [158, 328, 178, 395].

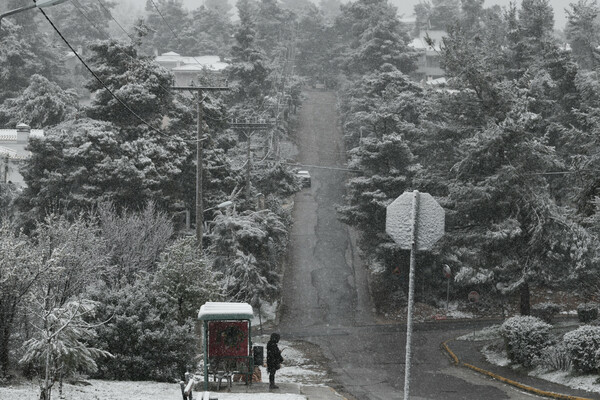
[0, 123, 44, 186]
[155, 52, 228, 86]
[409, 29, 446, 82]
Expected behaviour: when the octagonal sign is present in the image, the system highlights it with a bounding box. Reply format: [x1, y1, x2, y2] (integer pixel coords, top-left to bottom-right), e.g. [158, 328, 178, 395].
[386, 191, 445, 251]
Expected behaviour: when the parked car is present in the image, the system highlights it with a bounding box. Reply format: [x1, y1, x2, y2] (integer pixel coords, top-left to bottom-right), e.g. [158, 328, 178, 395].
[296, 170, 311, 188]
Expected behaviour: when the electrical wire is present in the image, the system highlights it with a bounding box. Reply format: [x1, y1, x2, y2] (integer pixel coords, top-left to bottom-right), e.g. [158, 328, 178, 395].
[146, 0, 301, 149]
[282, 162, 361, 173]
[148, 0, 209, 69]
[71, 0, 107, 39]
[37, 7, 195, 143]
[94, 0, 134, 42]
[69, 0, 178, 100]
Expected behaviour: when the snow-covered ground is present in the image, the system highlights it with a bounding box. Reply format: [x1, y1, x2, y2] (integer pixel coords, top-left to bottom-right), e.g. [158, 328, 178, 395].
[481, 344, 600, 394]
[464, 326, 600, 394]
[0, 381, 308, 400]
[481, 344, 510, 367]
[203, 394, 306, 400]
[252, 335, 331, 385]
[0, 335, 327, 400]
[529, 369, 600, 395]
[457, 324, 501, 341]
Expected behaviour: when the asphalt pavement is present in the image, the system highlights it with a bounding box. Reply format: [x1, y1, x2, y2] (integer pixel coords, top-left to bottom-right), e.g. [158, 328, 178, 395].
[276, 89, 599, 400]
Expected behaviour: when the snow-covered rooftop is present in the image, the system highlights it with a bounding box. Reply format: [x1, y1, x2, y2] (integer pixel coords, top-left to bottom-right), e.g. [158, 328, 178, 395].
[198, 302, 253, 320]
[172, 62, 228, 72]
[0, 129, 44, 141]
[0, 129, 44, 159]
[409, 30, 446, 51]
[155, 53, 228, 71]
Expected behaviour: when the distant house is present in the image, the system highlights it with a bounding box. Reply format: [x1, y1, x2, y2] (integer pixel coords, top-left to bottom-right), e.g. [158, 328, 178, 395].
[0, 123, 44, 187]
[155, 52, 228, 86]
[409, 30, 446, 82]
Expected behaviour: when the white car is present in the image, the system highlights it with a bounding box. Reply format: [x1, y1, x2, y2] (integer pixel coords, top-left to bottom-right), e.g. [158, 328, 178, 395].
[296, 170, 311, 188]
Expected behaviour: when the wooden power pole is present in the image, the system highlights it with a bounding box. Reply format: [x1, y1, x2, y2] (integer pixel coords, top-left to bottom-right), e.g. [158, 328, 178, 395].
[172, 85, 228, 251]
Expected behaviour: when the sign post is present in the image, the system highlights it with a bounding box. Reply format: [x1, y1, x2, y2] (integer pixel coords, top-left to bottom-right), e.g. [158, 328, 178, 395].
[443, 264, 452, 314]
[386, 191, 444, 399]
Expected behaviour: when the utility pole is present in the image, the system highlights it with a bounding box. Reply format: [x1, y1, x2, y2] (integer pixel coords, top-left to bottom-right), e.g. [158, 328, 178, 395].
[172, 84, 229, 251]
[3, 155, 8, 183]
[229, 119, 274, 199]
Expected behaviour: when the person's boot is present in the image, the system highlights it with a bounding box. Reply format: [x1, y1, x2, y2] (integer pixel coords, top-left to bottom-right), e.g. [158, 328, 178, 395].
[269, 374, 279, 389]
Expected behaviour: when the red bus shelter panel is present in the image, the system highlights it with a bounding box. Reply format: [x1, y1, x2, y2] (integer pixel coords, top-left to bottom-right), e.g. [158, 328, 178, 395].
[208, 321, 249, 357]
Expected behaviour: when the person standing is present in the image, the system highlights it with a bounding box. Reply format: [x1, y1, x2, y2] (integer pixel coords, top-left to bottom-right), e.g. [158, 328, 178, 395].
[266, 332, 284, 389]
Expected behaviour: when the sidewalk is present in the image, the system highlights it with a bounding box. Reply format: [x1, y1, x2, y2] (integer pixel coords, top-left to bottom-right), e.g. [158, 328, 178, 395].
[200, 382, 347, 400]
[446, 339, 599, 399]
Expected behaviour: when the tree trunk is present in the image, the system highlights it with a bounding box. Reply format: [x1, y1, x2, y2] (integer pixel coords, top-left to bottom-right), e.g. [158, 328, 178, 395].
[520, 281, 531, 316]
[43, 339, 52, 400]
[0, 319, 12, 377]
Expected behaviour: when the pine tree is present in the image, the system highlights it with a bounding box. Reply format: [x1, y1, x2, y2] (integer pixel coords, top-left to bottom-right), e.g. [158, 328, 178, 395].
[335, 0, 415, 76]
[566, 0, 600, 70]
[227, 0, 272, 103]
[0, 75, 78, 128]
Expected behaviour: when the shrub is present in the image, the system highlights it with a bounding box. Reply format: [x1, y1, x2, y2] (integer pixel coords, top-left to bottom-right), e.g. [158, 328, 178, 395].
[88, 280, 198, 381]
[532, 302, 561, 324]
[535, 343, 571, 372]
[563, 325, 600, 373]
[501, 316, 552, 367]
[577, 303, 598, 323]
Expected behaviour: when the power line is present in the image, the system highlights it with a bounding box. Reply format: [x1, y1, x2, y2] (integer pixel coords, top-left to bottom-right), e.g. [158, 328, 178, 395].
[148, 0, 180, 44]
[37, 7, 189, 142]
[69, 0, 178, 100]
[94, 0, 134, 42]
[282, 162, 361, 173]
[147, 0, 210, 68]
[71, 0, 106, 39]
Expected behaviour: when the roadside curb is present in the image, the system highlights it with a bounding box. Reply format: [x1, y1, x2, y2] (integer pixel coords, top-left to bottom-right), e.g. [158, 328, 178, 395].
[328, 386, 348, 400]
[442, 339, 593, 400]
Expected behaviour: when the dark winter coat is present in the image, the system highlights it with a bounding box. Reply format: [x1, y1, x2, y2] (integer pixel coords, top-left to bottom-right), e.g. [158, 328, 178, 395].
[267, 333, 283, 372]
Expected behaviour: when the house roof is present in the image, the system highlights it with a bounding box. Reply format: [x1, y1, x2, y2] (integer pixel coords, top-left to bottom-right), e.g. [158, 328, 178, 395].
[198, 302, 253, 321]
[172, 62, 228, 72]
[0, 129, 44, 159]
[409, 30, 446, 51]
[155, 53, 228, 71]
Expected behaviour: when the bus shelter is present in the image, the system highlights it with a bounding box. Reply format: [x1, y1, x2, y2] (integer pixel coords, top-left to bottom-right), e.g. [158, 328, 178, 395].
[198, 302, 254, 390]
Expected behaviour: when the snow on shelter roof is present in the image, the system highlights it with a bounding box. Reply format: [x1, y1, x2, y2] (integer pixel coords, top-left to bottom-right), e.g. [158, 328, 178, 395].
[198, 302, 253, 321]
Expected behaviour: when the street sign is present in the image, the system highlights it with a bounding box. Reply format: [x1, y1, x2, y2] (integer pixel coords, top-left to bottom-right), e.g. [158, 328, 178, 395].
[468, 291, 480, 303]
[386, 191, 445, 250]
[385, 191, 445, 400]
[443, 264, 452, 278]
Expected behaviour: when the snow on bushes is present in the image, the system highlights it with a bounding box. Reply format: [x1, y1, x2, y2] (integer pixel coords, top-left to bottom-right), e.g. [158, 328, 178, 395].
[536, 343, 572, 372]
[563, 325, 600, 373]
[577, 303, 598, 323]
[500, 316, 552, 367]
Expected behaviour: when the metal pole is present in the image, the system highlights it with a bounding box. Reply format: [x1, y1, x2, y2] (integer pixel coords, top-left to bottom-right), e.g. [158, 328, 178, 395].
[203, 320, 209, 390]
[404, 190, 419, 400]
[196, 93, 204, 250]
[446, 277, 450, 314]
[3, 155, 8, 183]
[0, 4, 36, 29]
[245, 130, 251, 199]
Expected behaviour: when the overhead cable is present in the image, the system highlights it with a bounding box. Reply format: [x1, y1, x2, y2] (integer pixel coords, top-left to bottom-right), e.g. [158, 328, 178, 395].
[37, 7, 193, 142]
